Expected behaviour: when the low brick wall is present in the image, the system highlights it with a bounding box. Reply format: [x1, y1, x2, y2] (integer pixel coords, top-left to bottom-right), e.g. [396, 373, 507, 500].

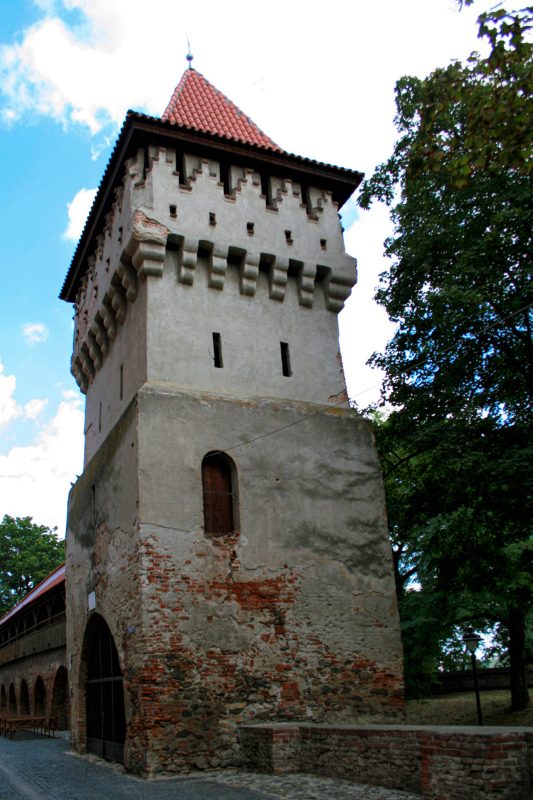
[239, 723, 533, 800]
[433, 666, 533, 694]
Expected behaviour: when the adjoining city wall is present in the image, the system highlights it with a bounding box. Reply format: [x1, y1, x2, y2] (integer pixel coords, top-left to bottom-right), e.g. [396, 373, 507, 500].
[240, 723, 533, 800]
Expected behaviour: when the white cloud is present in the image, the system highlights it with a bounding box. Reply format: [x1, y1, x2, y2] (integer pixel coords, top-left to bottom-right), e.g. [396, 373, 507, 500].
[21, 322, 49, 344]
[64, 187, 97, 241]
[0, 362, 21, 430]
[0, 0, 491, 151]
[32, 0, 58, 13]
[0, 391, 84, 535]
[23, 398, 49, 419]
[339, 204, 396, 408]
[0, 360, 51, 430]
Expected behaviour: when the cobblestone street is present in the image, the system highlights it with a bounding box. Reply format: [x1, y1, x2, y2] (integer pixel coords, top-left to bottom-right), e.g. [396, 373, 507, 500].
[0, 734, 422, 800]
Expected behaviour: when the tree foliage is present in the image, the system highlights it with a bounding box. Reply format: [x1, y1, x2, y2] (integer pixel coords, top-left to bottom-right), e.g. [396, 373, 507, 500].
[0, 515, 64, 618]
[360, 6, 532, 708]
[375, 413, 532, 699]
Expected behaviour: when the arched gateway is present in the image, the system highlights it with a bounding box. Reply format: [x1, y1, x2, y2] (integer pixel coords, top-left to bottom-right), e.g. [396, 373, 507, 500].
[83, 615, 126, 763]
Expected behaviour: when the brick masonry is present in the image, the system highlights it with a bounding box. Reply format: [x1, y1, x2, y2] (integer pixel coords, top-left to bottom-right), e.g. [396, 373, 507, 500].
[0, 652, 69, 728]
[239, 723, 533, 799]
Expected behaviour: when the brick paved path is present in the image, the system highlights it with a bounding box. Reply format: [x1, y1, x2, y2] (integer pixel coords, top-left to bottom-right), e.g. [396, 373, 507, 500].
[0, 734, 421, 800]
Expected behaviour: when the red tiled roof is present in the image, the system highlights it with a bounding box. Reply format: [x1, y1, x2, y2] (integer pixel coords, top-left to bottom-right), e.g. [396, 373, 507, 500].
[0, 563, 65, 627]
[162, 68, 281, 152]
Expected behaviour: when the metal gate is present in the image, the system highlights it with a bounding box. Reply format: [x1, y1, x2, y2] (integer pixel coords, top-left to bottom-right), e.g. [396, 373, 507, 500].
[85, 615, 126, 763]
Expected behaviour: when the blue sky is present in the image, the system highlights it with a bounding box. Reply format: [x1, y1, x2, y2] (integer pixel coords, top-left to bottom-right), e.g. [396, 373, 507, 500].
[0, 0, 491, 533]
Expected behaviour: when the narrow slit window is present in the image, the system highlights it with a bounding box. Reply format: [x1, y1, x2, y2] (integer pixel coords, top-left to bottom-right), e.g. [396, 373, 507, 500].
[119, 364, 124, 400]
[213, 333, 223, 368]
[98, 401, 102, 433]
[169, 204, 177, 218]
[280, 342, 292, 377]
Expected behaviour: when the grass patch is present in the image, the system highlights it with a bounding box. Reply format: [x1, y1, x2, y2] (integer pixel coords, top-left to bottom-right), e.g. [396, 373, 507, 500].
[406, 689, 533, 726]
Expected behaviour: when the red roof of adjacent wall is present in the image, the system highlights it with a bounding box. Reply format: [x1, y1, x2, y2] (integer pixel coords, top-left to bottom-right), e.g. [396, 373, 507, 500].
[0, 563, 65, 627]
[162, 68, 281, 152]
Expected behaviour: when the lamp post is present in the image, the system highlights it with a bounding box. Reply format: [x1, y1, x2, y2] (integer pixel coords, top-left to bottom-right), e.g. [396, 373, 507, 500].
[464, 628, 483, 725]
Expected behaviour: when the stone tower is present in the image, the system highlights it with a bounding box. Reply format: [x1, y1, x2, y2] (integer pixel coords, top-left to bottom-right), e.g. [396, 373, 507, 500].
[61, 68, 404, 775]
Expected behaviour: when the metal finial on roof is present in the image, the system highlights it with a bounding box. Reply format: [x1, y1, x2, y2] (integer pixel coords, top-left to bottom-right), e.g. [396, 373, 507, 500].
[186, 37, 193, 69]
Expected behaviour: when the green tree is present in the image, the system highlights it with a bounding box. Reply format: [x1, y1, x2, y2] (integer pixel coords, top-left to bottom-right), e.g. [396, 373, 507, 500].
[360, 6, 532, 709]
[0, 515, 64, 618]
[375, 413, 532, 702]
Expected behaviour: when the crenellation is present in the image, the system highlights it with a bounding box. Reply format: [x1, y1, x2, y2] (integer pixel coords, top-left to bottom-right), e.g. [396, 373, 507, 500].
[127, 147, 146, 185]
[229, 165, 246, 194]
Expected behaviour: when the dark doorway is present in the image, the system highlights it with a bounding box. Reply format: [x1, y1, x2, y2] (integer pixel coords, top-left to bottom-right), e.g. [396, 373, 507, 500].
[19, 680, 30, 714]
[8, 683, 16, 713]
[85, 615, 126, 763]
[34, 676, 46, 715]
[51, 666, 69, 730]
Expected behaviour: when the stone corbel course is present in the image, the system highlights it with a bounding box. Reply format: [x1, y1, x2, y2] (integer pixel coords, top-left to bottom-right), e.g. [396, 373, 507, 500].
[71, 210, 355, 392]
[71, 212, 168, 393]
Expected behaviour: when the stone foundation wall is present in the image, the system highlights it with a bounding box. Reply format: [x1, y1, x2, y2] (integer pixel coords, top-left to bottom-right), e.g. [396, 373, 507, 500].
[239, 724, 533, 800]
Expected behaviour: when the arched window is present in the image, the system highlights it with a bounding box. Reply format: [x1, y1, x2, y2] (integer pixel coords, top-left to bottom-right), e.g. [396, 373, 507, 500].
[202, 452, 237, 535]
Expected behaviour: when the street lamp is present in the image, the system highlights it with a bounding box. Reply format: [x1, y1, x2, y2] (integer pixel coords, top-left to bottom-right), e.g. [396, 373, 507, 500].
[463, 628, 483, 725]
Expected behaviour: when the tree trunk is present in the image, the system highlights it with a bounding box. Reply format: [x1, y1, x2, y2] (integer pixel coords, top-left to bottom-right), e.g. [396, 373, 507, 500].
[508, 607, 530, 711]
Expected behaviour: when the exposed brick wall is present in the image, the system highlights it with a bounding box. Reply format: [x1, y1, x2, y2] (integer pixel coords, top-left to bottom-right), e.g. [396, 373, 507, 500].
[240, 724, 533, 800]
